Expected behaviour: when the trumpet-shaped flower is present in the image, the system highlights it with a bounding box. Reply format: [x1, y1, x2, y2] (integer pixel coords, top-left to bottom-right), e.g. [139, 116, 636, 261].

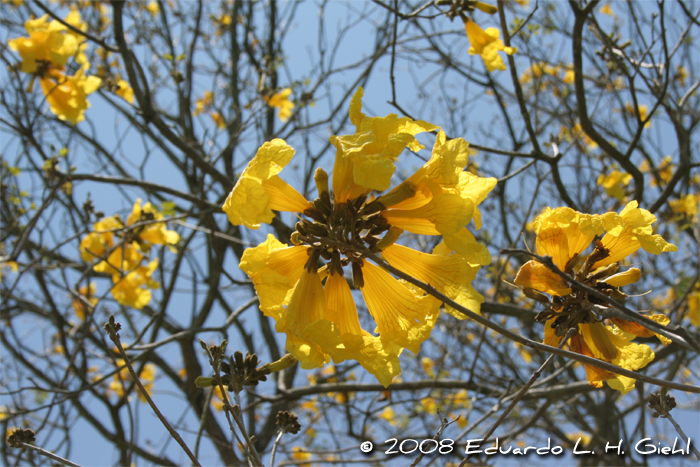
[8, 14, 79, 73]
[514, 202, 677, 393]
[464, 19, 516, 72]
[226, 87, 495, 386]
[39, 67, 101, 124]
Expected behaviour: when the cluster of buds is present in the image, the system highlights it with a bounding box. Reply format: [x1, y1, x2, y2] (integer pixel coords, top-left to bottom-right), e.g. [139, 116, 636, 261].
[648, 391, 676, 418]
[276, 411, 302, 434]
[196, 351, 297, 394]
[7, 428, 36, 450]
[293, 168, 410, 288]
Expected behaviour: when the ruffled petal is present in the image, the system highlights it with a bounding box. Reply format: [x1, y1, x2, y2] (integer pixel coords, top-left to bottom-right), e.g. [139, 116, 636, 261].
[433, 228, 492, 266]
[222, 139, 311, 229]
[239, 235, 308, 319]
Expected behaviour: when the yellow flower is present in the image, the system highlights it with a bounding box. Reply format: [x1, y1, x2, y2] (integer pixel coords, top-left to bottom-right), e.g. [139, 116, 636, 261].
[110, 360, 157, 402]
[597, 169, 632, 202]
[379, 407, 396, 426]
[669, 193, 699, 223]
[115, 79, 134, 104]
[108, 258, 160, 309]
[599, 3, 614, 16]
[8, 14, 79, 73]
[0, 261, 19, 280]
[561, 123, 598, 152]
[624, 102, 652, 128]
[79, 215, 124, 262]
[640, 156, 674, 187]
[39, 67, 101, 124]
[146, 1, 159, 17]
[676, 66, 688, 86]
[291, 447, 311, 462]
[265, 88, 295, 122]
[71, 283, 98, 320]
[563, 64, 575, 85]
[210, 111, 226, 129]
[125, 199, 180, 250]
[193, 90, 213, 116]
[227, 87, 494, 386]
[464, 19, 516, 72]
[514, 202, 677, 393]
[688, 290, 699, 327]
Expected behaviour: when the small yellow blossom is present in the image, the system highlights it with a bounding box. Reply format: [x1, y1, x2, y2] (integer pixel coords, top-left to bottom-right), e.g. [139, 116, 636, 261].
[687, 289, 699, 327]
[624, 102, 652, 128]
[464, 19, 516, 72]
[265, 88, 295, 122]
[597, 169, 632, 202]
[676, 66, 688, 86]
[110, 360, 157, 402]
[71, 283, 98, 320]
[421, 357, 436, 378]
[108, 258, 160, 309]
[193, 90, 214, 116]
[115, 79, 134, 103]
[146, 1, 159, 17]
[291, 447, 312, 462]
[563, 64, 575, 85]
[0, 261, 19, 280]
[669, 193, 699, 223]
[640, 156, 674, 188]
[80, 200, 177, 309]
[210, 111, 226, 129]
[379, 407, 396, 426]
[599, 4, 614, 16]
[39, 67, 101, 124]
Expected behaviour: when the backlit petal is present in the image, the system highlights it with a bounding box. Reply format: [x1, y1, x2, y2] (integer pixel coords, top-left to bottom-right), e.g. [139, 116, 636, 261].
[514, 260, 571, 296]
[360, 261, 440, 353]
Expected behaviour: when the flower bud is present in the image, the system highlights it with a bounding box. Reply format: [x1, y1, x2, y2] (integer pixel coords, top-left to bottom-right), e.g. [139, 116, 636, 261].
[262, 353, 298, 373]
[375, 181, 417, 208]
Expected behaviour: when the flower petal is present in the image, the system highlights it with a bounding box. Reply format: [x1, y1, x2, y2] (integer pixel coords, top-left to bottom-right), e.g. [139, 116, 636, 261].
[514, 260, 571, 296]
[239, 235, 308, 319]
[382, 244, 484, 316]
[360, 261, 440, 353]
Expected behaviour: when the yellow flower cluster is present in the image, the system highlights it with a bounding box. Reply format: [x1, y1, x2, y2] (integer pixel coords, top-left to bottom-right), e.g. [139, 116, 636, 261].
[514, 202, 677, 393]
[79, 200, 179, 310]
[8, 10, 102, 124]
[223, 87, 496, 386]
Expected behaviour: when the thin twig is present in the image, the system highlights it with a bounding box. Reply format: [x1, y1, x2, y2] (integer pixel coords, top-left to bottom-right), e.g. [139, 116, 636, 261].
[104, 316, 202, 467]
[16, 443, 84, 467]
[459, 329, 575, 465]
